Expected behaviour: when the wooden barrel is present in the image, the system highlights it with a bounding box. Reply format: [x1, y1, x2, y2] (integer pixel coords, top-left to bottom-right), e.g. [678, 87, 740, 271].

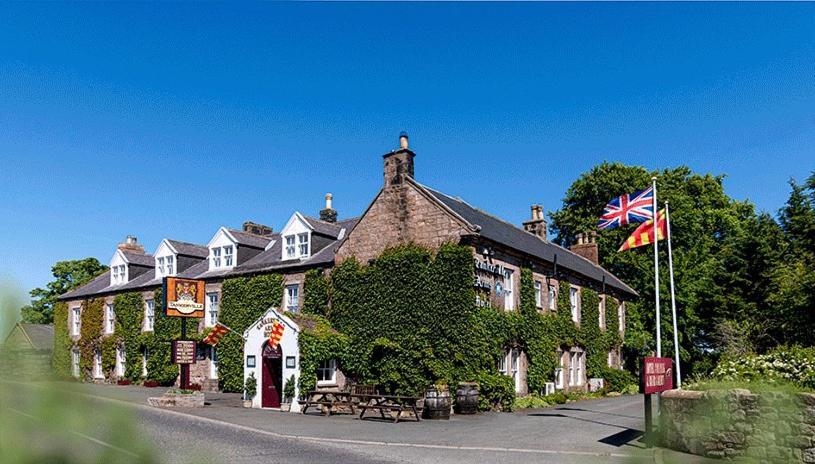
[423, 385, 451, 420]
[455, 382, 479, 414]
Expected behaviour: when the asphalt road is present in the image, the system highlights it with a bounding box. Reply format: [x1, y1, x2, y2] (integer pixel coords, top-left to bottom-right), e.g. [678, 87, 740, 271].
[2, 382, 714, 464]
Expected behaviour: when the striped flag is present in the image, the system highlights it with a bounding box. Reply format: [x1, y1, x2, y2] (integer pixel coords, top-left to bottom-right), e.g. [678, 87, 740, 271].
[619, 209, 667, 251]
[268, 321, 285, 350]
[203, 323, 231, 346]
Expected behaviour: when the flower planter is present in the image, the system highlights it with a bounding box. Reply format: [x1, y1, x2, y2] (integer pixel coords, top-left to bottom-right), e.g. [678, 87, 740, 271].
[280, 402, 291, 412]
[148, 389, 205, 409]
[144, 380, 159, 388]
[243, 399, 253, 408]
[117, 379, 131, 386]
[424, 385, 451, 420]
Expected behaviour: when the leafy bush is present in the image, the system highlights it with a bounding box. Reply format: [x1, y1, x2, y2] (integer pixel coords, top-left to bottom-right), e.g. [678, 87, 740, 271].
[601, 367, 638, 393]
[710, 346, 815, 389]
[51, 302, 72, 378]
[244, 372, 257, 400]
[476, 372, 515, 411]
[283, 375, 296, 402]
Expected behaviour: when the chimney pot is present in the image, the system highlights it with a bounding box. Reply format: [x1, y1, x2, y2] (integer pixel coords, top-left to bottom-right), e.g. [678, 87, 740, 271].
[522, 204, 547, 241]
[117, 235, 145, 254]
[399, 131, 409, 150]
[570, 231, 599, 264]
[325, 193, 333, 210]
[319, 193, 338, 223]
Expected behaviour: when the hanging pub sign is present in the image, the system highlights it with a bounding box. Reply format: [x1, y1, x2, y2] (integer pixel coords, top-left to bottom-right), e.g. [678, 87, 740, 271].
[163, 277, 205, 318]
[641, 357, 674, 394]
[172, 340, 196, 364]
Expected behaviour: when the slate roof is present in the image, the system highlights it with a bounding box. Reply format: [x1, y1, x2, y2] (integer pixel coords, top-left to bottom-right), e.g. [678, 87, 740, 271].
[4, 323, 54, 351]
[122, 250, 155, 267]
[302, 216, 358, 239]
[59, 272, 112, 300]
[226, 229, 273, 249]
[167, 240, 209, 258]
[414, 180, 638, 298]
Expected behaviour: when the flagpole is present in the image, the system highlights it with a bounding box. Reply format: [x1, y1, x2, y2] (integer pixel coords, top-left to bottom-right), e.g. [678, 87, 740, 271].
[665, 202, 682, 388]
[652, 177, 661, 358]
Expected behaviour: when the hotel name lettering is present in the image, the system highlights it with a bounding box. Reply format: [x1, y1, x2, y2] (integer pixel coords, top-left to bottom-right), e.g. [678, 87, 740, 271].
[474, 258, 507, 308]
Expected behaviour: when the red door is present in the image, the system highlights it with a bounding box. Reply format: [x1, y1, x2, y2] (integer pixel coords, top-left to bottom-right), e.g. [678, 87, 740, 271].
[261, 343, 282, 408]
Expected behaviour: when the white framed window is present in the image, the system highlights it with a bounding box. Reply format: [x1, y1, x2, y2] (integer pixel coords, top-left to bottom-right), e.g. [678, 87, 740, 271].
[577, 352, 584, 386]
[608, 351, 614, 368]
[115, 345, 126, 377]
[212, 247, 222, 268]
[548, 284, 557, 311]
[498, 352, 507, 375]
[503, 269, 515, 311]
[71, 349, 80, 378]
[112, 264, 127, 284]
[599, 296, 606, 330]
[569, 287, 579, 323]
[157, 256, 165, 275]
[72, 307, 81, 336]
[166, 255, 174, 275]
[534, 281, 542, 308]
[555, 352, 564, 389]
[316, 359, 337, 385]
[224, 245, 234, 267]
[142, 348, 149, 377]
[285, 235, 296, 259]
[618, 303, 624, 331]
[105, 304, 115, 334]
[144, 299, 155, 332]
[298, 233, 309, 257]
[206, 292, 219, 327]
[285, 285, 299, 312]
[569, 351, 585, 387]
[510, 348, 521, 393]
[93, 349, 103, 379]
[569, 352, 577, 387]
[210, 346, 219, 379]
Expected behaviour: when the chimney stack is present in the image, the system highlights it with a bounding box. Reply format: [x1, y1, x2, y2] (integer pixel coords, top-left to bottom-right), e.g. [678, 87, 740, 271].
[522, 204, 547, 240]
[117, 235, 145, 254]
[319, 193, 338, 223]
[570, 231, 599, 264]
[383, 131, 415, 188]
[242, 221, 274, 237]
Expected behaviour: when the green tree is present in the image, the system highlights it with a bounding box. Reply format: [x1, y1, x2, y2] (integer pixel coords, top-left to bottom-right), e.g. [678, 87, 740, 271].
[20, 258, 107, 324]
[549, 163, 762, 376]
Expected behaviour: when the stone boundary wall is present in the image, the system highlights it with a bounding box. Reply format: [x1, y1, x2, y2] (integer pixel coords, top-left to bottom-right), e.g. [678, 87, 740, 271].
[660, 388, 815, 463]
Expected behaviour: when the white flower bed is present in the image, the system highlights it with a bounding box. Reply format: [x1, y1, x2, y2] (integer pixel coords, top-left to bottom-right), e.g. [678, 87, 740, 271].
[711, 347, 815, 388]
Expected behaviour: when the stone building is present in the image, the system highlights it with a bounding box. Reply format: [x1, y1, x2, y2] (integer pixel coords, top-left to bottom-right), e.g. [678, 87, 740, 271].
[57, 134, 636, 400]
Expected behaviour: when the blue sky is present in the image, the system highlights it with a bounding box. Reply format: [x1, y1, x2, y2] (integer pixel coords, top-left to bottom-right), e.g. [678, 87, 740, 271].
[1, 2, 813, 304]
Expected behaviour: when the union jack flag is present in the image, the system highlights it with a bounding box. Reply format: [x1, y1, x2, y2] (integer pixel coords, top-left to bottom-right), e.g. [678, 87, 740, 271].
[598, 187, 655, 230]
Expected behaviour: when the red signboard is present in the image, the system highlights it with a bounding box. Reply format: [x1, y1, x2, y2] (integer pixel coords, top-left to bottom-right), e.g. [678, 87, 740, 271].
[642, 357, 673, 394]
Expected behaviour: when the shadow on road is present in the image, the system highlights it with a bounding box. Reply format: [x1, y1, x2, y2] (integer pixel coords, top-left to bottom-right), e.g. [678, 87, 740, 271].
[554, 406, 640, 420]
[598, 428, 644, 447]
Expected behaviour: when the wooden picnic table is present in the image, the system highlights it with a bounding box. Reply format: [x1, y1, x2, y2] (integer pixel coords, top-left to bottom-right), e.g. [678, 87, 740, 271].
[354, 393, 422, 423]
[300, 390, 355, 416]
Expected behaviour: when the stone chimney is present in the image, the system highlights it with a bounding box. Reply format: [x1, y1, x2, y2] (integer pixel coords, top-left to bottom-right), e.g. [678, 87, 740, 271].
[117, 235, 145, 254]
[570, 231, 599, 264]
[320, 193, 338, 223]
[242, 221, 274, 237]
[522, 205, 547, 240]
[383, 131, 415, 188]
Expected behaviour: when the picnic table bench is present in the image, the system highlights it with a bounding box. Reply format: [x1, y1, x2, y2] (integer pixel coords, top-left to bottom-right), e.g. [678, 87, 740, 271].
[355, 393, 423, 423]
[300, 390, 355, 416]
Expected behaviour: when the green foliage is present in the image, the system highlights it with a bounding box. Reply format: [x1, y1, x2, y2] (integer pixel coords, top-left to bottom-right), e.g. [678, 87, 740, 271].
[710, 346, 815, 389]
[599, 367, 637, 393]
[296, 314, 349, 395]
[142, 288, 200, 385]
[51, 301, 72, 378]
[113, 292, 145, 381]
[218, 274, 284, 392]
[302, 269, 330, 316]
[283, 374, 296, 402]
[244, 372, 257, 399]
[78, 298, 103, 377]
[22, 258, 107, 324]
[329, 243, 492, 396]
[475, 372, 515, 411]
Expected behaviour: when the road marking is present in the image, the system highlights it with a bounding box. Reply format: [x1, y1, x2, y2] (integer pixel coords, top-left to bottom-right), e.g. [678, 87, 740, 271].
[6, 382, 656, 461]
[7, 406, 141, 458]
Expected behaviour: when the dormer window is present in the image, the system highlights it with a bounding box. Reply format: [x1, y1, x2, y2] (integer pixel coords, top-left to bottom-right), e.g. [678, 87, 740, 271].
[111, 264, 126, 285]
[156, 255, 175, 278]
[212, 247, 221, 267]
[224, 245, 234, 267]
[210, 245, 235, 270]
[298, 233, 309, 256]
[285, 235, 296, 259]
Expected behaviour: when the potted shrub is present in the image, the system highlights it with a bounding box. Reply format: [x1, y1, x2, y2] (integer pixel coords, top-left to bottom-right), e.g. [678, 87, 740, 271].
[144, 379, 159, 388]
[244, 372, 257, 408]
[281, 375, 296, 412]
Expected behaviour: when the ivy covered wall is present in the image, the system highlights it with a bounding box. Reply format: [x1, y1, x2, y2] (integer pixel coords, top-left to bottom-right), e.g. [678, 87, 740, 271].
[218, 274, 284, 392]
[51, 301, 72, 378]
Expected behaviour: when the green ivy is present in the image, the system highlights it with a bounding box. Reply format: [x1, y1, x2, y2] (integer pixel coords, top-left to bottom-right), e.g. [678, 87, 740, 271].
[302, 269, 330, 316]
[78, 298, 104, 378]
[113, 292, 146, 381]
[296, 314, 350, 395]
[51, 301, 72, 378]
[218, 274, 284, 392]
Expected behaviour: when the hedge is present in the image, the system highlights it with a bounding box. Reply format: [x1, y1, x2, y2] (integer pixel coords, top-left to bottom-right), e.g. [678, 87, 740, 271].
[51, 301, 72, 378]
